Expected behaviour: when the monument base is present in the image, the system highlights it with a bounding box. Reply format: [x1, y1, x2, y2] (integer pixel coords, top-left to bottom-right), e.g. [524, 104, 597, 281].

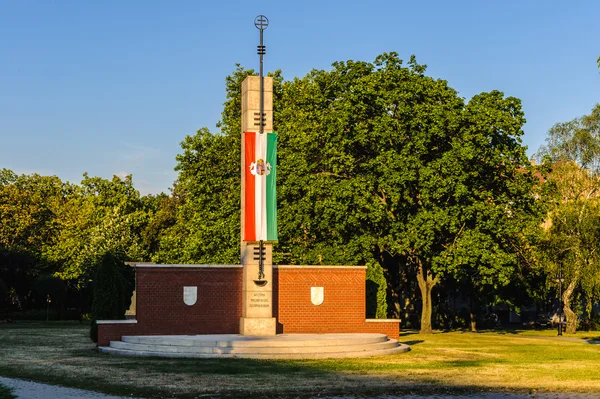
[240, 317, 276, 336]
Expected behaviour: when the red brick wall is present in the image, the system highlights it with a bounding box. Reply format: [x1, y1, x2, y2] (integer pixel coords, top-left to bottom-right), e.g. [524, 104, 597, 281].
[97, 323, 140, 346]
[98, 265, 399, 346]
[363, 320, 400, 339]
[135, 266, 243, 335]
[273, 266, 398, 338]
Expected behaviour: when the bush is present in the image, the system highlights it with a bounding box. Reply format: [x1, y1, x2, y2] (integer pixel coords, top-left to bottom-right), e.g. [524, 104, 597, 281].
[0, 278, 7, 304]
[589, 312, 600, 331]
[89, 253, 133, 342]
[366, 261, 388, 318]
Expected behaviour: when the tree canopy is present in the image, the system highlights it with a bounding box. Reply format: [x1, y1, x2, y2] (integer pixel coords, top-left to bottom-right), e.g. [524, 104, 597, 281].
[155, 53, 542, 332]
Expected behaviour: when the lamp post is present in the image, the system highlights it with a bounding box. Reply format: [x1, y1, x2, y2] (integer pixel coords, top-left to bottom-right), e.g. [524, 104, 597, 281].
[46, 294, 51, 322]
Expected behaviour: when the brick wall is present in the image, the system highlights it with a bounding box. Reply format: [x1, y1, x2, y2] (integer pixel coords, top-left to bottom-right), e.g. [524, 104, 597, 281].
[98, 264, 399, 346]
[135, 266, 243, 335]
[97, 322, 140, 346]
[273, 266, 399, 338]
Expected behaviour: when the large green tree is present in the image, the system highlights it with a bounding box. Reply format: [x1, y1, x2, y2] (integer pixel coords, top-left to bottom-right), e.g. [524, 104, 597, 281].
[537, 104, 600, 333]
[276, 54, 540, 332]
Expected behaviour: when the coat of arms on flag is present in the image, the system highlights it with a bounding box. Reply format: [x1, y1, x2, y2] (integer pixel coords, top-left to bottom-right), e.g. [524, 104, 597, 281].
[249, 158, 271, 176]
[243, 131, 278, 242]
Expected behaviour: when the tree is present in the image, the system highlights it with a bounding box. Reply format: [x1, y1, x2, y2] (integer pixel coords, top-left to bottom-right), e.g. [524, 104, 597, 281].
[140, 193, 177, 259]
[0, 170, 67, 297]
[154, 66, 285, 264]
[89, 253, 133, 342]
[537, 104, 600, 333]
[276, 53, 539, 332]
[164, 54, 539, 333]
[46, 174, 148, 286]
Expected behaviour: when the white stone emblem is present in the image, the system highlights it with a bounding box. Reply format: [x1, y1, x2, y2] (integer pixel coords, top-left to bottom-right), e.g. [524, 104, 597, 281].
[311, 287, 324, 306]
[183, 286, 197, 306]
[250, 158, 271, 176]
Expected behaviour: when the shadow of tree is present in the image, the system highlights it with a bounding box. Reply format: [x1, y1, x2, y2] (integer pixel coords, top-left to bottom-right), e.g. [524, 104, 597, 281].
[401, 339, 424, 346]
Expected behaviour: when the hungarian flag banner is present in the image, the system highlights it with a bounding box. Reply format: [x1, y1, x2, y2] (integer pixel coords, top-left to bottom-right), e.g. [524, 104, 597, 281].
[243, 131, 278, 242]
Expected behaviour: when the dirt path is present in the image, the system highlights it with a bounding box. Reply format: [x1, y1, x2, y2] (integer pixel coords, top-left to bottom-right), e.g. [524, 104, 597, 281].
[0, 377, 144, 399]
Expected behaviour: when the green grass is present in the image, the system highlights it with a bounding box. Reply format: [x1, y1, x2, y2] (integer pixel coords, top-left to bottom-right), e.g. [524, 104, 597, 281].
[502, 327, 600, 341]
[0, 383, 15, 399]
[1, 322, 600, 398]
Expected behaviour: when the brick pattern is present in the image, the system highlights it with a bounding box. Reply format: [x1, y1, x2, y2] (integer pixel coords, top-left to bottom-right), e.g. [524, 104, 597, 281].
[98, 265, 399, 346]
[135, 267, 243, 335]
[363, 321, 400, 338]
[97, 323, 140, 347]
[274, 267, 399, 338]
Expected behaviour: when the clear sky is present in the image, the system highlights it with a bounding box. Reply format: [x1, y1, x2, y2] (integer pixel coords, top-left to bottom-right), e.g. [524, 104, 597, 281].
[1, 0, 599, 195]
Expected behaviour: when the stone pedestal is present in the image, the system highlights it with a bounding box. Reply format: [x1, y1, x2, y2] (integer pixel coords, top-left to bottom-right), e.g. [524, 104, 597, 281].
[240, 75, 276, 336]
[239, 243, 275, 335]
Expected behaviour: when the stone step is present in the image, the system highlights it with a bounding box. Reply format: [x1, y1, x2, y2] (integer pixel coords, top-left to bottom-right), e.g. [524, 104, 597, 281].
[98, 342, 410, 359]
[109, 338, 399, 355]
[121, 333, 388, 348]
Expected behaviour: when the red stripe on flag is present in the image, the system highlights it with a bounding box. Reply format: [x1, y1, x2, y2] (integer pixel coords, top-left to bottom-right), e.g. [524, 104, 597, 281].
[243, 132, 256, 241]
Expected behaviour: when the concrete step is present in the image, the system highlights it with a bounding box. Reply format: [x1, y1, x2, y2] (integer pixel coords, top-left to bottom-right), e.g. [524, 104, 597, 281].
[109, 338, 399, 355]
[120, 333, 388, 348]
[98, 333, 410, 359]
[98, 341, 410, 359]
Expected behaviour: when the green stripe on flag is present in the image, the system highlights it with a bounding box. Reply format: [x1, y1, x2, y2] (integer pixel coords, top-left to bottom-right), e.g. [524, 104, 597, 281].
[266, 132, 278, 241]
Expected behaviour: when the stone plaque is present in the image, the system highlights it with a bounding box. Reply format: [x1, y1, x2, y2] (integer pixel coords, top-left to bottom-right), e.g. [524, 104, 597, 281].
[183, 286, 197, 306]
[311, 287, 324, 306]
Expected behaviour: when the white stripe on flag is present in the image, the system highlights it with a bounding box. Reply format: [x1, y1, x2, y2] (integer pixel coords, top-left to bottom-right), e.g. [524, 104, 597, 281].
[254, 133, 267, 240]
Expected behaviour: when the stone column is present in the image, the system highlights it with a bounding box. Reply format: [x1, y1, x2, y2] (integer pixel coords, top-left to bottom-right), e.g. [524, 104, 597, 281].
[240, 76, 276, 336]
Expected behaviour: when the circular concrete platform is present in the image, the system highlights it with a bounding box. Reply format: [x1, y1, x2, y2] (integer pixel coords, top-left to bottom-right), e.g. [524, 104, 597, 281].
[98, 333, 410, 359]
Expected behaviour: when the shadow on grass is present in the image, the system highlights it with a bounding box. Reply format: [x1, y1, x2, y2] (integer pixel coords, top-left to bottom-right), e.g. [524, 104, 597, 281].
[399, 330, 420, 337]
[401, 340, 424, 346]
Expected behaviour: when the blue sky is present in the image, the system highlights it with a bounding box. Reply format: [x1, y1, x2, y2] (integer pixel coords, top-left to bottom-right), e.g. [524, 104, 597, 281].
[1, 1, 598, 195]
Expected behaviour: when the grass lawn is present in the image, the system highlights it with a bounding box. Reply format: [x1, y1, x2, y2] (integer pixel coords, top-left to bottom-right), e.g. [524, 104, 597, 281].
[0, 322, 599, 398]
[0, 383, 15, 399]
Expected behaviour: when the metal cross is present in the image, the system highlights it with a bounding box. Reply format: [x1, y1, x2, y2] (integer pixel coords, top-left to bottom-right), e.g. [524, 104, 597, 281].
[254, 15, 269, 31]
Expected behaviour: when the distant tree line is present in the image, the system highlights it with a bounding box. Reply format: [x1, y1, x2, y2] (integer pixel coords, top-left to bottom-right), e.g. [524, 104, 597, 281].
[1, 53, 599, 334]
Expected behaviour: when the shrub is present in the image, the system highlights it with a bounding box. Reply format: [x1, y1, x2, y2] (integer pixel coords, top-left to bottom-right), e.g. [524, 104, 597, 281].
[89, 253, 133, 342]
[366, 261, 388, 318]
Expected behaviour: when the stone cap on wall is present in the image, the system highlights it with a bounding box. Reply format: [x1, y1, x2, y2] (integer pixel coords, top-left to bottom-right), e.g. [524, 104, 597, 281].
[96, 320, 138, 325]
[274, 265, 367, 269]
[135, 264, 243, 268]
[365, 319, 401, 323]
[134, 264, 366, 269]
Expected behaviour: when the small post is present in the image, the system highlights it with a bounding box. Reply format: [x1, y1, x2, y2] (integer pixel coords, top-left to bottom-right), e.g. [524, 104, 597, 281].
[46, 295, 51, 322]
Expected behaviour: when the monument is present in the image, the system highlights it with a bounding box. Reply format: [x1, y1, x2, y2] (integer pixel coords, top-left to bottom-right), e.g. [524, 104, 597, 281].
[95, 16, 405, 358]
[239, 15, 276, 335]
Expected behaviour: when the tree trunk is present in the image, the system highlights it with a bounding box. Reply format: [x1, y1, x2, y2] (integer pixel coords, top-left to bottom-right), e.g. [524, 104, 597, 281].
[416, 259, 438, 334]
[470, 313, 477, 332]
[562, 278, 578, 334]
